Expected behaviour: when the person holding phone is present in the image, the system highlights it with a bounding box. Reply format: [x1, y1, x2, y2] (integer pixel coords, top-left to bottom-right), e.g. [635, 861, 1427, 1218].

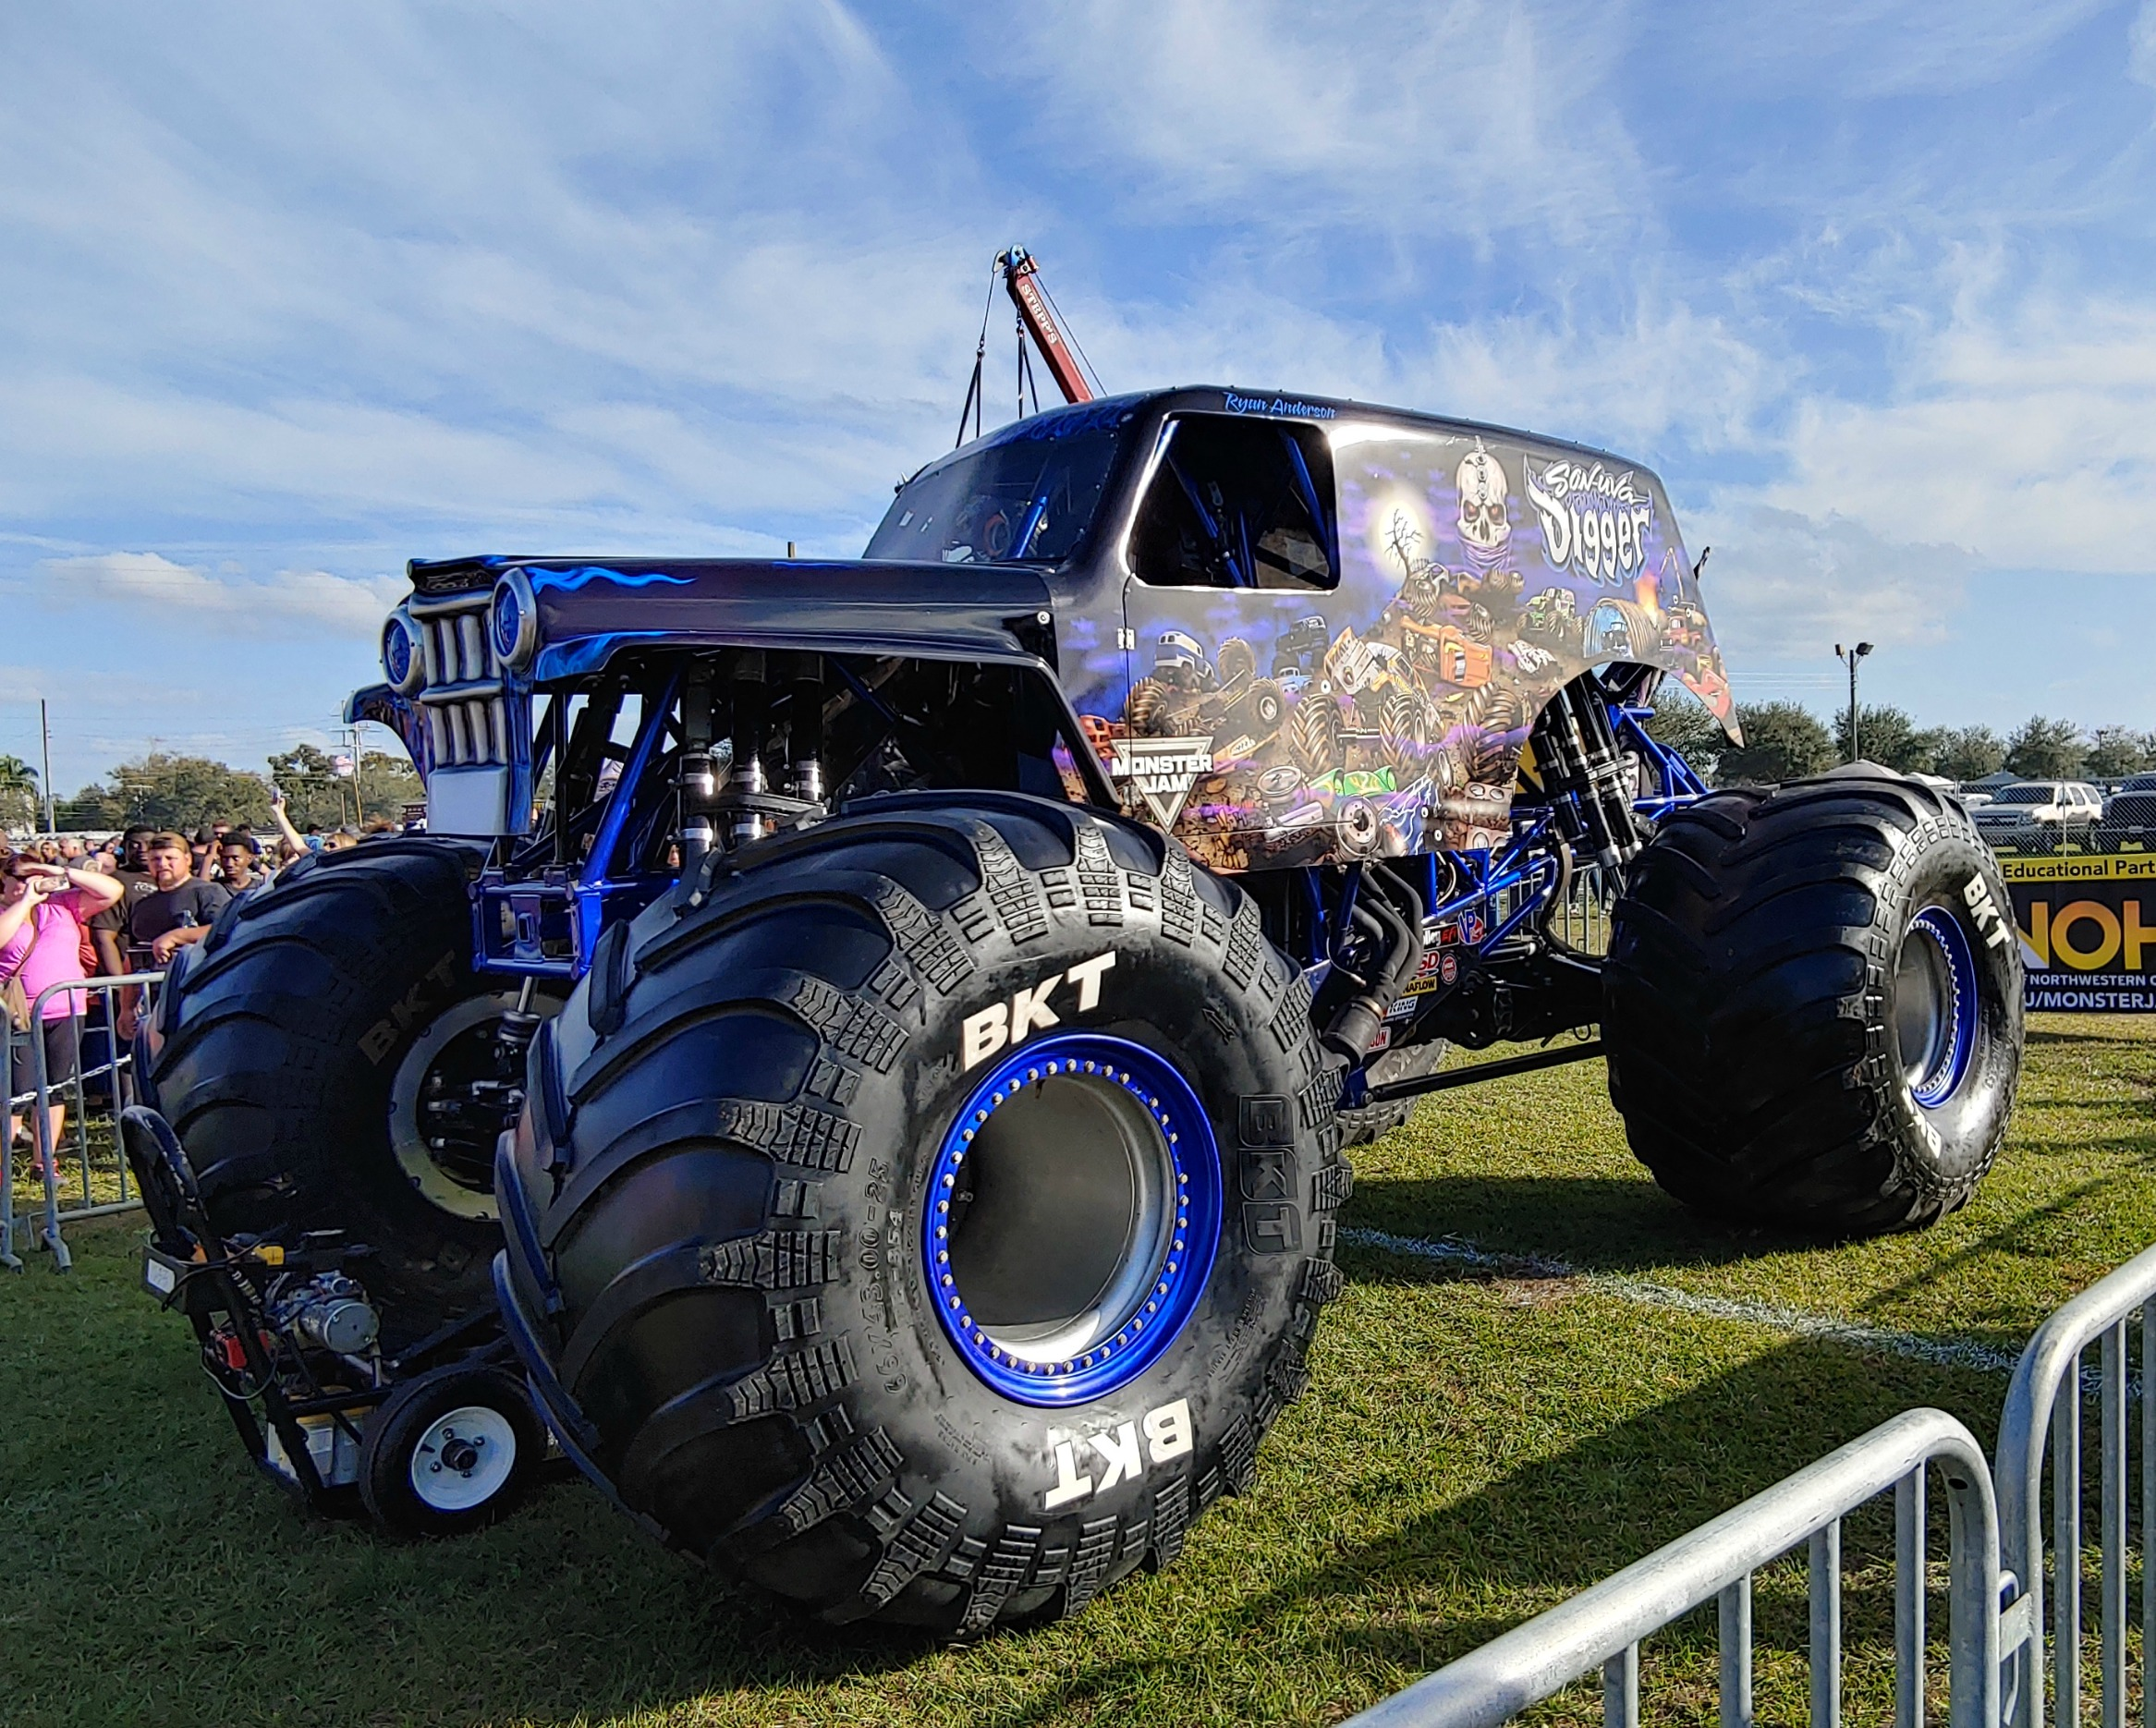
[0, 845, 122, 1165]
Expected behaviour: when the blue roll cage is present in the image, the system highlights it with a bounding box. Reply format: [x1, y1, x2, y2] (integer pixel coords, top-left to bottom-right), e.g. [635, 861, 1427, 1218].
[469, 669, 1705, 1009]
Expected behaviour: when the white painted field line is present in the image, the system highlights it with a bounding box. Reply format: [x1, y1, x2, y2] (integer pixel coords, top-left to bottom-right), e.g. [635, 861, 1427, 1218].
[1339, 1226, 2025, 1376]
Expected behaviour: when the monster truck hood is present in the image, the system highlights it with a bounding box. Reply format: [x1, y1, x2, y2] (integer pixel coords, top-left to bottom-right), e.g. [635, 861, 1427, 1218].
[402, 555, 1059, 686]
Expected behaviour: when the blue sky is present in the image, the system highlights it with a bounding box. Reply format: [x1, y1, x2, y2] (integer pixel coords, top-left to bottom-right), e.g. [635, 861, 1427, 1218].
[6, 1, 2156, 790]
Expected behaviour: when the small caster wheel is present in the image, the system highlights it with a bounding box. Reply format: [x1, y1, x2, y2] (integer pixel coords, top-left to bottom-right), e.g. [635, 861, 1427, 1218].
[359, 1362, 542, 1538]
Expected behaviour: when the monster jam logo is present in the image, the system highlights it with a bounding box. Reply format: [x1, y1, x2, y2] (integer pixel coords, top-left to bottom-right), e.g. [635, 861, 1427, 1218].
[1524, 457, 1655, 586]
[1109, 734, 1215, 827]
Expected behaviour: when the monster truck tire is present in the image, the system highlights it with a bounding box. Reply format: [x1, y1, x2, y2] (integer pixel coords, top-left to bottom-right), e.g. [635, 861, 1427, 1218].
[143, 839, 530, 1342]
[1603, 771, 2022, 1235]
[1216, 639, 1257, 687]
[1336, 1036, 1449, 1146]
[1379, 689, 1428, 780]
[1287, 691, 1342, 786]
[496, 793, 1345, 1635]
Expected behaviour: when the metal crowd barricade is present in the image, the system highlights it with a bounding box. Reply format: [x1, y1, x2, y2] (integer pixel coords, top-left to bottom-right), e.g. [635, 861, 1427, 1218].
[1993, 1239, 2156, 1728]
[5, 970, 164, 1272]
[1551, 864, 1613, 955]
[1343, 1407, 2019, 1728]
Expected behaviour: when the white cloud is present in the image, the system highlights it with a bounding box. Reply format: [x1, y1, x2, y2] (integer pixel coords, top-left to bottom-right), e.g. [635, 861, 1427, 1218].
[2135, 1, 2156, 88]
[1666, 0, 2113, 98]
[36, 554, 404, 638]
[1681, 505, 1977, 669]
[1759, 293, 2156, 575]
[1000, 0, 1643, 250]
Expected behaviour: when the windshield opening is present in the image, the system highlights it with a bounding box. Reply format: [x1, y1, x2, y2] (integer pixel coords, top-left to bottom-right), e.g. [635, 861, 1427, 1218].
[865, 422, 1124, 566]
[1993, 785, 2052, 804]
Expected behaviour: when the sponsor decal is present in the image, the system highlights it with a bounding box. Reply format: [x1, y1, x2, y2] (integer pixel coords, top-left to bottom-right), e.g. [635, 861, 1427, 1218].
[960, 952, 1117, 1069]
[358, 951, 460, 1065]
[1403, 919, 1470, 996]
[1960, 875, 2013, 952]
[1109, 734, 1216, 827]
[1997, 855, 2156, 1013]
[1524, 457, 1655, 586]
[1042, 1397, 1195, 1510]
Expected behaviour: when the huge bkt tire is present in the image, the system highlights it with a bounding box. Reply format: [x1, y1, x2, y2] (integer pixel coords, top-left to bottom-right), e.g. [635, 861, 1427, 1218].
[145, 839, 533, 1341]
[497, 793, 1345, 1635]
[1602, 771, 2023, 1234]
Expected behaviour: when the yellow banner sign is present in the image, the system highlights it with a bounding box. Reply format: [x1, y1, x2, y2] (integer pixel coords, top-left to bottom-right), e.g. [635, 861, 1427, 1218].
[2000, 854, 2156, 1010]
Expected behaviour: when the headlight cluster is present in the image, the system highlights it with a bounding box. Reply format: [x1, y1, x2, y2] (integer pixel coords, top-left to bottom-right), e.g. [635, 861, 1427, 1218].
[489, 568, 538, 673]
[382, 610, 424, 695]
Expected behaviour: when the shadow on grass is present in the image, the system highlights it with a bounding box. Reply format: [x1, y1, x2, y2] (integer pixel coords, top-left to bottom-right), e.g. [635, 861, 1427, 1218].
[1344, 1171, 1870, 1274]
[2026, 1026, 2153, 1046]
[4, 1279, 1985, 1728]
[965, 1338, 1994, 1728]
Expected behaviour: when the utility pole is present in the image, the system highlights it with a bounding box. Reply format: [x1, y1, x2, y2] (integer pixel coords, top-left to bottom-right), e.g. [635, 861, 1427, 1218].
[349, 724, 367, 826]
[39, 698, 55, 834]
[1833, 642, 1873, 763]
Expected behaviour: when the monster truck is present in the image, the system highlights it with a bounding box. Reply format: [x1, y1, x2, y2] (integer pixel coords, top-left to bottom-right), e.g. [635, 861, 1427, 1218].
[140, 386, 2023, 1635]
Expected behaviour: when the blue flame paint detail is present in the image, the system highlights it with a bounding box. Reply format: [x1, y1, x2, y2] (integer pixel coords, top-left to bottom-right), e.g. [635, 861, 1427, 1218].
[529, 566, 695, 594]
[530, 631, 673, 681]
[922, 1032, 1222, 1407]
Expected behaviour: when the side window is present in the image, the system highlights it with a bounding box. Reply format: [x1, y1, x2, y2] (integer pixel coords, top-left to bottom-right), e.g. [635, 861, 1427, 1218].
[1127, 416, 1338, 590]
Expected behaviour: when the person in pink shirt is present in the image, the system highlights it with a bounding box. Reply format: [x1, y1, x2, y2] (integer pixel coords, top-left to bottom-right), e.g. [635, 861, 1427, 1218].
[1, 846, 123, 1165]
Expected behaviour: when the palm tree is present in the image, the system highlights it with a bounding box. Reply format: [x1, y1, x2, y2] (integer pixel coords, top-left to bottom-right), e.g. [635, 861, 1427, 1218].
[0, 754, 42, 835]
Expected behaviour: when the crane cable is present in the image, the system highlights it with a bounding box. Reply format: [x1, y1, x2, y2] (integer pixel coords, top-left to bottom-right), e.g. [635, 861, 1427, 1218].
[954, 259, 999, 448]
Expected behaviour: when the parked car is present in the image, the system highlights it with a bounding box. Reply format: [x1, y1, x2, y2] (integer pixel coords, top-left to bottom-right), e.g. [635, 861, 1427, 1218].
[1970, 780, 2104, 850]
[2097, 775, 2156, 850]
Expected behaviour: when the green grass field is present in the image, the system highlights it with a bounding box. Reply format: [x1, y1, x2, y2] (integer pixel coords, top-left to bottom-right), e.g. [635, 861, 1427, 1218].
[3, 1016, 2149, 1728]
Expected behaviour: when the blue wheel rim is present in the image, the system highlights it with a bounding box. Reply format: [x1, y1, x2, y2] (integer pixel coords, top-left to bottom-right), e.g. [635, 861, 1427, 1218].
[1899, 906, 1980, 1109]
[922, 1031, 1223, 1407]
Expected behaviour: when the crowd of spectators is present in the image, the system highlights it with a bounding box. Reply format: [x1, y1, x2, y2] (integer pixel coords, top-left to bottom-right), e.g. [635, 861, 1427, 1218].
[3, 792, 401, 1161]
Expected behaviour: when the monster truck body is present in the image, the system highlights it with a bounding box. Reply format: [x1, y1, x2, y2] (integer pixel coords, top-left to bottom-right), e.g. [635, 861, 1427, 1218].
[144, 383, 2021, 1635]
[348, 389, 1735, 1041]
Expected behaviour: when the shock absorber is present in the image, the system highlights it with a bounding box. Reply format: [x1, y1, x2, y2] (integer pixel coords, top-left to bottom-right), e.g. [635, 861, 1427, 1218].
[464, 975, 545, 1141]
[783, 651, 824, 804]
[1541, 682, 1644, 874]
[727, 651, 773, 846]
[679, 671, 716, 870]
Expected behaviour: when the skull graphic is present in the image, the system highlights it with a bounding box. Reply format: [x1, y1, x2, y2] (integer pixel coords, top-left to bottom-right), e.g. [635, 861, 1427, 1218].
[1456, 440, 1512, 551]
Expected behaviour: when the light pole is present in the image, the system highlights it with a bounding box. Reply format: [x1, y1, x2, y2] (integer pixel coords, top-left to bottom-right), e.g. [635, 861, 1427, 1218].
[1833, 642, 1873, 763]
[38, 698, 54, 834]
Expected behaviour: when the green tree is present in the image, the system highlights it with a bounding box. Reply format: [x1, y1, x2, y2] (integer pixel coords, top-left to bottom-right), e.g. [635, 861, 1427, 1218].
[2082, 726, 2156, 779]
[0, 754, 39, 835]
[357, 748, 422, 821]
[66, 754, 274, 834]
[1934, 725, 2006, 783]
[1718, 702, 1836, 785]
[1645, 685, 1728, 781]
[2005, 716, 2086, 780]
[264, 740, 421, 830]
[1832, 705, 1944, 775]
[267, 744, 352, 830]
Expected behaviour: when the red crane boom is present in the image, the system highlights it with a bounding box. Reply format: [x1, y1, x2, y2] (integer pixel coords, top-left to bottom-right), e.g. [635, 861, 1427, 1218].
[999, 247, 1094, 406]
